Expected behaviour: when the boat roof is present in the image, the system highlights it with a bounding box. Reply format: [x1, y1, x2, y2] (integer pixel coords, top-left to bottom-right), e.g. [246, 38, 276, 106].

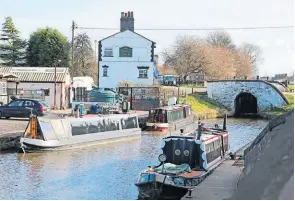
[164, 132, 225, 142]
[151, 104, 191, 111]
[39, 113, 138, 121]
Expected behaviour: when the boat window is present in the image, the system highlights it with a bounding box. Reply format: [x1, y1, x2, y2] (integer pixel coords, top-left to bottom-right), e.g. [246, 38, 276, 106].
[121, 116, 138, 129]
[71, 118, 121, 136]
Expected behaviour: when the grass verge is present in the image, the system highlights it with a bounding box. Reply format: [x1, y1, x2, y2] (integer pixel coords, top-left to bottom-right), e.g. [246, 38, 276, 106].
[268, 93, 294, 116]
[179, 93, 228, 119]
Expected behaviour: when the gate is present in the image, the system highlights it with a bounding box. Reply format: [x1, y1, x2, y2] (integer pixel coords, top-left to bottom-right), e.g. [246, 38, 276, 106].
[118, 87, 161, 111]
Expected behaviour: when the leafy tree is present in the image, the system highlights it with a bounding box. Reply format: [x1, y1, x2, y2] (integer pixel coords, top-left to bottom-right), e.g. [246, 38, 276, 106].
[0, 17, 26, 66]
[26, 27, 70, 67]
[72, 33, 97, 81]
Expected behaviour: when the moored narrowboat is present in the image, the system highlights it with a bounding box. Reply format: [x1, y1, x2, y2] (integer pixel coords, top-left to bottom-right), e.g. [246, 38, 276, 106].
[145, 104, 194, 131]
[135, 117, 229, 200]
[19, 113, 141, 152]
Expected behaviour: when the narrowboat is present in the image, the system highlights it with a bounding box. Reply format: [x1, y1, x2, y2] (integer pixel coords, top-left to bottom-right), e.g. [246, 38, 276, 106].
[135, 117, 229, 200]
[19, 113, 141, 152]
[145, 104, 194, 131]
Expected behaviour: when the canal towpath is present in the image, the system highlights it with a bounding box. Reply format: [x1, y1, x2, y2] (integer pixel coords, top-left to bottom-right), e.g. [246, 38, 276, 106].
[182, 143, 250, 200]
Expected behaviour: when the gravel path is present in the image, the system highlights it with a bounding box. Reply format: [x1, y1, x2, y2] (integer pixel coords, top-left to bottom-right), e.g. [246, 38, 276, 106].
[0, 118, 29, 136]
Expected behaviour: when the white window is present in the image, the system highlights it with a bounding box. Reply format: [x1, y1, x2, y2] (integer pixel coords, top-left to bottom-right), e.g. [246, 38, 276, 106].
[104, 48, 113, 57]
[139, 69, 148, 78]
[102, 65, 109, 77]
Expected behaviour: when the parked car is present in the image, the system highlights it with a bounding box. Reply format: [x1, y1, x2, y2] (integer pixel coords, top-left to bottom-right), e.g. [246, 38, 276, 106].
[0, 99, 50, 119]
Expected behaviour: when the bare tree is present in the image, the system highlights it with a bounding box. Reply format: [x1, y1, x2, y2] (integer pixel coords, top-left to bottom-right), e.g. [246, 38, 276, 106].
[234, 52, 253, 78]
[239, 43, 262, 73]
[72, 33, 96, 80]
[206, 31, 236, 50]
[204, 46, 236, 79]
[163, 35, 209, 79]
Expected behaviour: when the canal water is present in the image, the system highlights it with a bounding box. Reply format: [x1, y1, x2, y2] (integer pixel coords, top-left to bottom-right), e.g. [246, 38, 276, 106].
[0, 118, 268, 200]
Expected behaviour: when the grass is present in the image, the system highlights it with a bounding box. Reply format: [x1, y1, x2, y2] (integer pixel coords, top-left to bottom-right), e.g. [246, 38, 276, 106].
[288, 84, 294, 91]
[180, 84, 205, 88]
[179, 93, 228, 119]
[269, 93, 294, 115]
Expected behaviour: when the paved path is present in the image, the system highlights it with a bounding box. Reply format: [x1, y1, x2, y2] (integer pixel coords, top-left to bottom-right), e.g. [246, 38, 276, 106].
[182, 159, 242, 200]
[0, 118, 28, 136]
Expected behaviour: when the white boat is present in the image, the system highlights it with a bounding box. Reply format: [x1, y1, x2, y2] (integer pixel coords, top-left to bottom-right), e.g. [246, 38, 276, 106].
[19, 113, 141, 152]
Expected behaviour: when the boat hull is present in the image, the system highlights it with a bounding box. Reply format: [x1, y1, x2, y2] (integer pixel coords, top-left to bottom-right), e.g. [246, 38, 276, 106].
[137, 182, 188, 200]
[145, 115, 195, 132]
[20, 132, 141, 152]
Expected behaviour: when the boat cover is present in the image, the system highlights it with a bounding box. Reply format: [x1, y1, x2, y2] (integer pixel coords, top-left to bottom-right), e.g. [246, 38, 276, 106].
[154, 163, 192, 174]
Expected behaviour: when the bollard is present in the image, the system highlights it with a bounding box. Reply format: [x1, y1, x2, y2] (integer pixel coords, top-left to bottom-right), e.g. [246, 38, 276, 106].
[186, 189, 193, 198]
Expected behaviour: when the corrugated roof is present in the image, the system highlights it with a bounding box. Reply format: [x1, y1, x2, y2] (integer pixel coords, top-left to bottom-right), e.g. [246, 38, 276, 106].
[0, 66, 69, 82]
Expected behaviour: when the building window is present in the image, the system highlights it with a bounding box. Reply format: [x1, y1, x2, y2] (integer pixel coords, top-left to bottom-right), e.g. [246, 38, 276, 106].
[104, 48, 113, 57]
[119, 46, 132, 57]
[42, 89, 50, 96]
[137, 66, 149, 78]
[102, 65, 109, 77]
[139, 70, 148, 78]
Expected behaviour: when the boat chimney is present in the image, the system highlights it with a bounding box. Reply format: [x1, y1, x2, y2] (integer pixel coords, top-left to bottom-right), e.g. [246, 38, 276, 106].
[222, 114, 227, 131]
[197, 123, 202, 140]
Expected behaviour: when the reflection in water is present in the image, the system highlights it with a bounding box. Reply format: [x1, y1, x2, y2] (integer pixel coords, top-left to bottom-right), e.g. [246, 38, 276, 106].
[0, 118, 267, 200]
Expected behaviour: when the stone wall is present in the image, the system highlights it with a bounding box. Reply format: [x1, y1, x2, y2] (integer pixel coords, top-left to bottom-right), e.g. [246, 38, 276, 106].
[232, 109, 294, 199]
[207, 80, 288, 114]
[242, 109, 293, 176]
[0, 132, 23, 150]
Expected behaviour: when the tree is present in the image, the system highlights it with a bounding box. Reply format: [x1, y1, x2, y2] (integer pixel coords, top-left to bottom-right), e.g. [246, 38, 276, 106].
[239, 43, 262, 74]
[163, 35, 209, 79]
[234, 51, 253, 78]
[204, 46, 236, 79]
[72, 33, 97, 80]
[0, 17, 26, 66]
[26, 27, 70, 67]
[206, 31, 236, 50]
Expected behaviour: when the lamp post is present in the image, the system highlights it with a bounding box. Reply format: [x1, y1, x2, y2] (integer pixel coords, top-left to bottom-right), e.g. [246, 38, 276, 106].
[54, 60, 62, 110]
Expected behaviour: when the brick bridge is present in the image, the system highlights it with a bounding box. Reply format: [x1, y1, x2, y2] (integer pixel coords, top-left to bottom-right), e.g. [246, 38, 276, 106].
[207, 80, 289, 115]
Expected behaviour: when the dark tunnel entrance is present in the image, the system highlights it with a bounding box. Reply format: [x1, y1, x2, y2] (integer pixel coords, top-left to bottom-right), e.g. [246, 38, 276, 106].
[234, 92, 258, 116]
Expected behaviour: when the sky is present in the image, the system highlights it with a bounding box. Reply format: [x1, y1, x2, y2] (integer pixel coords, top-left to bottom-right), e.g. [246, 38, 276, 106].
[0, 0, 294, 76]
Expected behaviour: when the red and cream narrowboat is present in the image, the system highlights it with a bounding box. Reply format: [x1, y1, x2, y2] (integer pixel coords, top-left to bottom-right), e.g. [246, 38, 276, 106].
[145, 104, 195, 131]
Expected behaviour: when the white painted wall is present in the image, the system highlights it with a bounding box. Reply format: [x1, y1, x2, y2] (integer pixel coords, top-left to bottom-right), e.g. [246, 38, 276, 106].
[7, 82, 68, 109]
[207, 81, 288, 113]
[99, 30, 154, 88]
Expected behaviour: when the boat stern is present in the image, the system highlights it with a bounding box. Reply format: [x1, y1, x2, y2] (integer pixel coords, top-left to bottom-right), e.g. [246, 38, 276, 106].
[145, 122, 169, 131]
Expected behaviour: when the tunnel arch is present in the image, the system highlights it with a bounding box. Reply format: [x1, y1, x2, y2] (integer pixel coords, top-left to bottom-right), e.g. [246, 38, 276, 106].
[234, 92, 258, 116]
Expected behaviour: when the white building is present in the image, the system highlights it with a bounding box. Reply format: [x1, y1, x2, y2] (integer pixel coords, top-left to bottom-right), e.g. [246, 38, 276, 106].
[98, 11, 156, 88]
[0, 66, 71, 108]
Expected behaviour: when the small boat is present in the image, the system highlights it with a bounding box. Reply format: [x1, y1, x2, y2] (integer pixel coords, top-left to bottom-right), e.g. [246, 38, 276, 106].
[19, 113, 141, 152]
[144, 104, 195, 131]
[135, 116, 229, 200]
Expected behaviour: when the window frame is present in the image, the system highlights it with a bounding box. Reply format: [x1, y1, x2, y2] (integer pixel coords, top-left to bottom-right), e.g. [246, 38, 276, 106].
[104, 48, 113, 57]
[102, 65, 109, 77]
[119, 46, 132, 57]
[137, 66, 149, 79]
[138, 69, 148, 78]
